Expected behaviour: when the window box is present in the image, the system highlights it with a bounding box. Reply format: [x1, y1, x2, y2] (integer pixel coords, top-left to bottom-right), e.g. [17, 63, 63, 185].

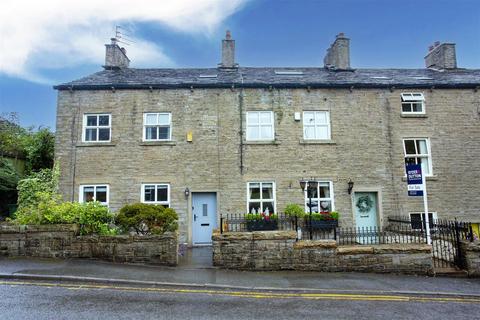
[305, 219, 338, 230]
[246, 219, 278, 231]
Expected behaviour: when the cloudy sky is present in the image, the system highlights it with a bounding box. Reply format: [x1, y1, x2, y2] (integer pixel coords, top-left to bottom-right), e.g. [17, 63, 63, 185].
[0, 0, 479, 129]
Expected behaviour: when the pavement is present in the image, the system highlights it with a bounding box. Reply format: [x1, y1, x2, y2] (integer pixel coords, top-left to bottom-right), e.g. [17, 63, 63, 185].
[0, 247, 479, 297]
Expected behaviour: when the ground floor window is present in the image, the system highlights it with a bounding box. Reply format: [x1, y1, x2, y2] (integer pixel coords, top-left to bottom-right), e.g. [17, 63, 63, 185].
[79, 185, 109, 205]
[409, 212, 437, 229]
[141, 184, 170, 207]
[247, 182, 275, 214]
[304, 181, 334, 213]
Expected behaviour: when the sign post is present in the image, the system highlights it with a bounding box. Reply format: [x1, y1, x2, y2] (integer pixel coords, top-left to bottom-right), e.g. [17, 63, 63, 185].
[406, 164, 431, 245]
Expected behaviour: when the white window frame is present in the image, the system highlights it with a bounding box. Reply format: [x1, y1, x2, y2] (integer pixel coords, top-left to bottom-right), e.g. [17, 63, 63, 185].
[403, 138, 433, 176]
[143, 112, 172, 141]
[409, 212, 437, 230]
[82, 114, 111, 143]
[246, 111, 275, 141]
[246, 181, 276, 214]
[303, 111, 331, 140]
[401, 92, 425, 115]
[141, 183, 170, 207]
[79, 184, 109, 206]
[303, 181, 335, 213]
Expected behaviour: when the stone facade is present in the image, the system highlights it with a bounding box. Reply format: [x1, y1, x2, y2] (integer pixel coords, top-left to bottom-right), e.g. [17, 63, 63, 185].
[212, 230, 433, 274]
[0, 224, 178, 265]
[55, 86, 480, 244]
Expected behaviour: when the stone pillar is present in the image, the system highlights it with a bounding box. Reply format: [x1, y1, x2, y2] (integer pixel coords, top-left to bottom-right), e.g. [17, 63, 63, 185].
[424, 42, 457, 69]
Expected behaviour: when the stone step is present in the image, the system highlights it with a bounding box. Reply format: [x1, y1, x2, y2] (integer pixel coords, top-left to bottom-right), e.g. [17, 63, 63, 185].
[433, 267, 468, 277]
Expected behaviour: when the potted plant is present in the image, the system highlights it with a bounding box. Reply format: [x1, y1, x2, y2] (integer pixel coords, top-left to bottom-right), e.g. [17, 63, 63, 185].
[246, 212, 278, 231]
[284, 204, 305, 218]
[305, 211, 339, 229]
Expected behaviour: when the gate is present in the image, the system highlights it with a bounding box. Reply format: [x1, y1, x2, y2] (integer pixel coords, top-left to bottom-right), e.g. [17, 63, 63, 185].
[429, 219, 473, 270]
[388, 216, 474, 271]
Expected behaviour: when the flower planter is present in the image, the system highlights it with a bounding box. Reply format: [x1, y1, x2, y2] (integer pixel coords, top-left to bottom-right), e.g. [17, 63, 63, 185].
[246, 220, 278, 231]
[305, 219, 338, 230]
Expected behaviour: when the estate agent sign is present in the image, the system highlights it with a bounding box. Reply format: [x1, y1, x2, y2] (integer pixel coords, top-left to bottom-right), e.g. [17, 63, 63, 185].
[406, 164, 424, 196]
[405, 164, 431, 244]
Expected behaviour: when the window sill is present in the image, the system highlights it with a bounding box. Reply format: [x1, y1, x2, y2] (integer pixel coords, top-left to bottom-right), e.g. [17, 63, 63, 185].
[244, 140, 280, 145]
[76, 143, 116, 147]
[299, 139, 336, 145]
[400, 114, 428, 118]
[401, 175, 438, 181]
[140, 141, 177, 146]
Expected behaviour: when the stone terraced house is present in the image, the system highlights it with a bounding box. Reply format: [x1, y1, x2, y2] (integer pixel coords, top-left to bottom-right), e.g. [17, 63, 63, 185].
[54, 32, 480, 245]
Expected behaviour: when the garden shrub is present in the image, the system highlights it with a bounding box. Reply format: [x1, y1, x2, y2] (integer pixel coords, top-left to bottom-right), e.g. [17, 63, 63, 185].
[13, 164, 116, 235]
[14, 199, 116, 235]
[284, 203, 305, 217]
[116, 203, 178, 235]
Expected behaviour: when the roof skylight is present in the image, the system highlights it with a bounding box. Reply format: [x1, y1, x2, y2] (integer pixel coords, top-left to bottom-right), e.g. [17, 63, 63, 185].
[274, 70, 304, 75]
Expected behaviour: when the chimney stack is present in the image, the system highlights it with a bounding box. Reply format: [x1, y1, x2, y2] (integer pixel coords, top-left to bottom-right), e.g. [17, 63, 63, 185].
[104, 38, 130, 70]
[424, 42, 457, 69]
[219, 30, 238, 69]
[324, 33, 351, 70]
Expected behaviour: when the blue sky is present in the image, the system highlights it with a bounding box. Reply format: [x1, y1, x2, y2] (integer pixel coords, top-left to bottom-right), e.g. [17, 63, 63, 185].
[0, 0, 479, 130]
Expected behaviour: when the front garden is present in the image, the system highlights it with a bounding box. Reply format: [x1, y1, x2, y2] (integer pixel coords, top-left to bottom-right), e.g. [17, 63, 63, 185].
[7, 165, 178, 237]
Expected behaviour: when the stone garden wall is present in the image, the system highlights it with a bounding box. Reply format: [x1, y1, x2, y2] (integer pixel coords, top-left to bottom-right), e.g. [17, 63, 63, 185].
[213, 230, 433, 275]
[461, 240, 480, 277]
[0, 224, 178, 266]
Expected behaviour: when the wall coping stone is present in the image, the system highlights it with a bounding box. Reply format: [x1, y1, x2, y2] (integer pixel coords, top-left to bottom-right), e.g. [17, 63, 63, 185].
[337, 246, 374, 255]
[373, 244, 432, 254]
[294, 240, 337, 249]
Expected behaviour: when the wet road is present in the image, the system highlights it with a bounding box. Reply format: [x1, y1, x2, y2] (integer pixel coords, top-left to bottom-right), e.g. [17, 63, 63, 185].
[1, 280, 479, 320]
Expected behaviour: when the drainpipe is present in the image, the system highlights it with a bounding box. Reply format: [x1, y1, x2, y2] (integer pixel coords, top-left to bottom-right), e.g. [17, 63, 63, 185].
[239, 72, 244, 175]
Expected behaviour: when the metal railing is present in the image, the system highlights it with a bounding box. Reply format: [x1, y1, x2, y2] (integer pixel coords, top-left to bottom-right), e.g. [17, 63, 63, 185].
[220, 214, 430, 245]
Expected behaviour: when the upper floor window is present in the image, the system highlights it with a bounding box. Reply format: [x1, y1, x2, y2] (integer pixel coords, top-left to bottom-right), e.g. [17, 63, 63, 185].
[247, 182, 276, 214]
[79, 184, 109, 206]
[401, 93, 425, 114]
[304, 181, 334, 213]
[403, 138, 432, 176]
[141, 183, 170, 207]
[83, 114, 111, 142]
[143, 113, 171, 141]
[303, 111, 331, 140]
[246, 111, 274, 141]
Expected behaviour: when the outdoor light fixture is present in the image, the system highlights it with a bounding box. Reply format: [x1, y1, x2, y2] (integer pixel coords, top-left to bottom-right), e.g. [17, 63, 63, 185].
[348, 179, 354, 194]
[299, 179, 307, 191]
[184, 188, 190, 198]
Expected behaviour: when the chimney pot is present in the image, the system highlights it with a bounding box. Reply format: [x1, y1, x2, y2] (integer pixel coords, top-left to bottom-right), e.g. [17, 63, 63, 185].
[226, 30, 232, 40]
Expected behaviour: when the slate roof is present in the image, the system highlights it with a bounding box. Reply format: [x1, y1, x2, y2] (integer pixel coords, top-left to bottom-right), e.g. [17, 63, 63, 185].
[54, 67, 480, 90]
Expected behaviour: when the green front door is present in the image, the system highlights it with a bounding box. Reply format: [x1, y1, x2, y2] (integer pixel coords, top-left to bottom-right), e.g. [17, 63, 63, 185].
[354, 192, 379, 244]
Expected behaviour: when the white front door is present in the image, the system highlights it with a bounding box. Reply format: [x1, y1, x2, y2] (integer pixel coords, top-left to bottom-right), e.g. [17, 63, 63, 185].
[192, 192, 217, 245]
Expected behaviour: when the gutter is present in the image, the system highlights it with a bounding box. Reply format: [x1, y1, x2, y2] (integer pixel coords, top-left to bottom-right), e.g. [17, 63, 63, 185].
[53, 83, 480, 91]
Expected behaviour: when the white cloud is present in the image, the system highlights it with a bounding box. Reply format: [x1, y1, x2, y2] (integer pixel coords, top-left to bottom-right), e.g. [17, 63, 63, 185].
[0, 0, 248, 83]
